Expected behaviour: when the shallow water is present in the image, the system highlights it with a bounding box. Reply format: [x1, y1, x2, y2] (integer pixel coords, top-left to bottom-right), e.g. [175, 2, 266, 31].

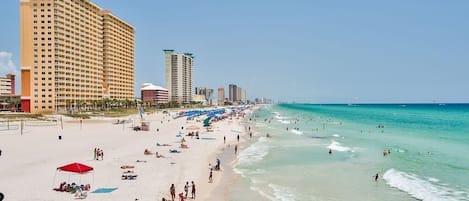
[229, 104, 469, 201]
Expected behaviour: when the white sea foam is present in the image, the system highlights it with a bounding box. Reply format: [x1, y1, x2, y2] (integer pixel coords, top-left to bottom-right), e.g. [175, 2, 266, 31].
[290, 129, 303, 135]
[269, 183, 299, 201]
[332, 134, 340, 137]
[327, 141, 351, 152]
[235, 137, 269, 167]
[428, 177, 439, 183]
[278, 119, 291, 124]
[383, 168, 468, 201]
[250, 186, 276, 200]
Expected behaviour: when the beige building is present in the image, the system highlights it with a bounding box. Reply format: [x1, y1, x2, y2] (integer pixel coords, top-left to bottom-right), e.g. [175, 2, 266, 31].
[164, 50, 193, 104]
[0, 74, 15, 96]
[20, 0, 134, 113]
[217, 87, 225, 105]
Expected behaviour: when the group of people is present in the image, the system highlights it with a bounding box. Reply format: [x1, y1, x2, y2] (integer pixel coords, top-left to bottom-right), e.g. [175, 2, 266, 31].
[93, 148, 104, 160]
[383, 149, 391, 156]
[121, 165, 138, 180]
[168, 181, 196, 201]
[54, 182, 90, 193]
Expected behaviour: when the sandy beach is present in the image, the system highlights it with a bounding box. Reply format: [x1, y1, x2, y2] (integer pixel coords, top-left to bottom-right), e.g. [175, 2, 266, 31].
[0, 107, 256, 201]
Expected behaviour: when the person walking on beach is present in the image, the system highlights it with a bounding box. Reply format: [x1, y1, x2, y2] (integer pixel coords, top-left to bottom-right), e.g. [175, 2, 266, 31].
[250, 132, 252, 138]
[235, 145, 238, 155]
[191, 181, 196, 199]
[184, 182, 189, 198]
[209, 169, 213, 183]
[170, 184, 176, 201]
[374, 173, 379, 181]
[237, 134, 240, 142]
[224, 136, 226, 144]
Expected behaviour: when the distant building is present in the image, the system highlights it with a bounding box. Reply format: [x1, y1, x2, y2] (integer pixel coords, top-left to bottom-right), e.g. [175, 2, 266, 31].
[241, 89, 247, 104]
[140, 83, 169, 104]
[0, 74, 19, 111]
[195, 87, 214, 105]
[229, 84, 237, 102]
[191, 94, 207, 105]
[164, 50, 193, 104]
[0, 74, 15, 96]
[217, 87, 225, 105]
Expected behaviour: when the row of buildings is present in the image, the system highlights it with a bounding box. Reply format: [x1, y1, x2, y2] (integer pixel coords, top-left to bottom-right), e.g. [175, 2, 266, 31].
[141, 49, 248, 106]
[18, 0, 248, 113]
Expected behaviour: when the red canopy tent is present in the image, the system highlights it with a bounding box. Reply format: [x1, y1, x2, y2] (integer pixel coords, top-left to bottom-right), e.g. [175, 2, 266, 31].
[57, 163, 93, 174]
[53, 162, 94, 189]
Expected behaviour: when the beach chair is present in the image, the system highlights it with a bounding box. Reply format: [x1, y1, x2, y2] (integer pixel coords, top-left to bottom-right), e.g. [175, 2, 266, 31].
[74, 191, 87, 199]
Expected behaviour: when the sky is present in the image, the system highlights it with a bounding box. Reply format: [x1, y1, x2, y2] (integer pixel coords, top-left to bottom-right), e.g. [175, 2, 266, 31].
[1, 0, 468, 103]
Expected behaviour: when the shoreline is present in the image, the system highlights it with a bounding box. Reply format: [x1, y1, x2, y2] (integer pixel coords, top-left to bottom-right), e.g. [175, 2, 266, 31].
[205, 109, 260, 200]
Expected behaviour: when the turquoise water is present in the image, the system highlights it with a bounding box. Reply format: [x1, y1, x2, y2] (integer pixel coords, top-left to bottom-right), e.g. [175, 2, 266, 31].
[230, 104, 469, 201]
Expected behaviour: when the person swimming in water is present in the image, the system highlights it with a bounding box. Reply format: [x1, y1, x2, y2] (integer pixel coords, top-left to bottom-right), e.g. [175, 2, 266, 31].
[329, 149, 332, 155]
[374, 173, 379, 181]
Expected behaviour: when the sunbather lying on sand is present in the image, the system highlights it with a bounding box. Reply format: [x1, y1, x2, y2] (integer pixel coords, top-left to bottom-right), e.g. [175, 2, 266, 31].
[121, 174, 138, 180]
[157, 143, 171, 146]
[136, 160, 147, 163]
[144, 149, 153, 155]
[169, 149, 181, 153]
[155, 152, 166, 158]
[120, 165, 135, 169]
[180, 143, 189, 149]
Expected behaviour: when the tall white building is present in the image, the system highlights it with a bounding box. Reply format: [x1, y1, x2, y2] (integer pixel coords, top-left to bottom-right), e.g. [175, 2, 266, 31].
[164, 50, 193, 104]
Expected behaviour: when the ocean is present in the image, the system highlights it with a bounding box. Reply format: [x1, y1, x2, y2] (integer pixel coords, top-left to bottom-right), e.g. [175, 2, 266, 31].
[229, 104, 469, 201]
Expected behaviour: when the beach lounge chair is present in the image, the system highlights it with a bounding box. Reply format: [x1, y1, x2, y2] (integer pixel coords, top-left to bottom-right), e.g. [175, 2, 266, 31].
[74, 191, 87, 199]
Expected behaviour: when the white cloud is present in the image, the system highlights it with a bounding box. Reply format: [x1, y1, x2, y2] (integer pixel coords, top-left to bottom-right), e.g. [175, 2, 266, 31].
[0, 51, 18, 75]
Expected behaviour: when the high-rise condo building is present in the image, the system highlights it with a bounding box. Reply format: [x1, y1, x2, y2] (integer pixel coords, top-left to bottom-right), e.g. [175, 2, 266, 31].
[229, 84, 237, 102]
[20, 0, 134, 113]
[164, 50, 193, 104]
[217, 87, 224, 105]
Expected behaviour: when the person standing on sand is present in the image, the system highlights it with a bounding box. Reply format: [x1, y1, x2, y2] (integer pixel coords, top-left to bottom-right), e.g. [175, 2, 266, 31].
[170, 184, 176, 201]
[235, 145, 238, 155]
[184, 182, 189, 198]
[224, 136, 226, 144]
[191, 181, 196, 199]
[237, 134, 240, 142]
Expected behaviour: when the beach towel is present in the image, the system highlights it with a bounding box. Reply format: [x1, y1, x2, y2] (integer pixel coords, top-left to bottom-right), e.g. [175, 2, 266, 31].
[91, 188, 118, 193]
[201, 137, 216, 140]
